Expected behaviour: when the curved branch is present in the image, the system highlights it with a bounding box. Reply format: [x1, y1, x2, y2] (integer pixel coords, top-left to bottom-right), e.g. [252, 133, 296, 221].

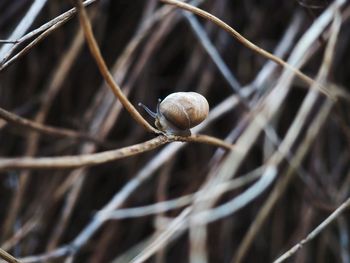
[160, 0, 334, 99]
[73, 0, 159, 133]
[0, 0, 97, 70]
[0, 107, 107, 146]
[0, 134, 233, 171]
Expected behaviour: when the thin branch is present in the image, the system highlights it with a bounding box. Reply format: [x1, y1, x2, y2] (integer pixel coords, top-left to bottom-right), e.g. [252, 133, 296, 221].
[272, 11, 345, 263]
[169, 134, 234, 150]
[98, 167, 262, 220]
[0, 0, 47, 61]
[63, 94, 238, 252]
[160, 0, 335, 99]
[234, 6, 343, 261]
[0, 0, 97, 69]
[9, 94, 237, 260]
[0, 107, 107, 146]
[1, 219, 38, 251]
[0, 136, 168, 171]
[183, 12, 242, 93]
[128, 166, 272, 263]
[130, 208, 192, 263]
[73, 0, 159, 134]
[273, 197, 350, 263]
[192, 166, 277, 225]
[0, 134, 232, 171]
[0, 248, 21, 263]
[0, 19, 68, 71]
[133, 2, 345, 261]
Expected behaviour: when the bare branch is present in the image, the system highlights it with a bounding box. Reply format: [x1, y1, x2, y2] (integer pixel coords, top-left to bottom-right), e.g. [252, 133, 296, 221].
[0, 0, 47, 62]
[273, 197, 350, 263]
[73, 0, 159, 134]
[170, 134, 234, 150]
[0, 248, 21, 263]
[0, 136, 168, 171]
[0, 134, 232, 171]
[0, 107, 107, 146]
[0, 0, 97, 69]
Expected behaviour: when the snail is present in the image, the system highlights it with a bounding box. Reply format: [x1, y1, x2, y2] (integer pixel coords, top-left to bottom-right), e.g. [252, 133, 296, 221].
[139, 92, 209, 136]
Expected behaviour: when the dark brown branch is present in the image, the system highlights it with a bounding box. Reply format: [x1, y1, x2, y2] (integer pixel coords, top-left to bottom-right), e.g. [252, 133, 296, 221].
[0, 107, 106, 145]
[72, 0, 159, 134]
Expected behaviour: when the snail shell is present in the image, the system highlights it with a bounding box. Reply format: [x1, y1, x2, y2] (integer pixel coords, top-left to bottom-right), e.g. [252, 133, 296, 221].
[139, 92, 209, 136]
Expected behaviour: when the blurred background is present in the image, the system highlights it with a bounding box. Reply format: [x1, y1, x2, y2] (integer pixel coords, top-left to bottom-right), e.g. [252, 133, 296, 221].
[0, 0, 350, 262]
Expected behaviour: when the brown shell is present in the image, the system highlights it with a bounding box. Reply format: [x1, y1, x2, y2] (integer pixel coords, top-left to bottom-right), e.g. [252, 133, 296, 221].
[159, 92, 209, 130]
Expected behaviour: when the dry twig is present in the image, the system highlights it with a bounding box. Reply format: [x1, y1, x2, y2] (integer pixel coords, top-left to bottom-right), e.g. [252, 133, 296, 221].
[0, 107, 106, 145]
[0, 134, 233, 171]
[73, 0, 159, 134]
[0, 248, 21, 263]
[273, 197, 350, 263]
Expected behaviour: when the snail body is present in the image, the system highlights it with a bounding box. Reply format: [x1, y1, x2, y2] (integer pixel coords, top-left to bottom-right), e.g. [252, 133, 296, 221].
[139, 92, 209, 136]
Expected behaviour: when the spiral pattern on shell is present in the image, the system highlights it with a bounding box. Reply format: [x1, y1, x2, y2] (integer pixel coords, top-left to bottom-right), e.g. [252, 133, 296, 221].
[159, 92, 209, 130]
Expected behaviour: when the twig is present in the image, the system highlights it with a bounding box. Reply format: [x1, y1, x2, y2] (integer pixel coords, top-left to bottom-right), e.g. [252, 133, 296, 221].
[192, 166, 277, 225]
[67, 94, 237, 251]
[183, 12, 242, 93]
[251, 12, 303, 91]
[0, 20, 68, 71]
[0, 136, 168, 171]
[273, 197, 350, 263]
[234, 6, 342, 261]
[160, 0, 335, 99]
[0, 134, 232, 171]
[98, 167, 262, 220]
[73, 0, 159, 134]
[273, 11, 345, 263]
[73, 0, 233, 151]
[0, 248, 21, 263]
[169, 134, 234, 150]
[17, 91, 239, 262]
[129, 166, 273, 263]
[0, 107, 107, 146]
[0, 0, 97, 69]
[1, 18, 91, 238]
[0, 0, 47, 61]
[130, 208, 192, 263]
[1, 219, 38, 251]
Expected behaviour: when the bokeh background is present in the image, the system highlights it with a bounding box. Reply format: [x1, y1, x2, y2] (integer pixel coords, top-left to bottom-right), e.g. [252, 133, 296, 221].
[1, 0, 350, 262]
